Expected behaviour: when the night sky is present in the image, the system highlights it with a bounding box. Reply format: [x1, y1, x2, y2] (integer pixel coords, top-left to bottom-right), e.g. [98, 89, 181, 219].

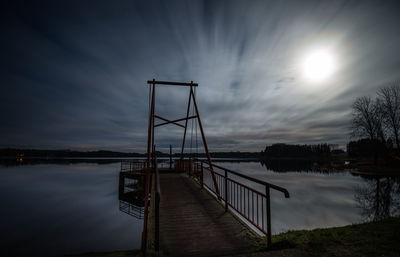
[1, 0, 400, 152]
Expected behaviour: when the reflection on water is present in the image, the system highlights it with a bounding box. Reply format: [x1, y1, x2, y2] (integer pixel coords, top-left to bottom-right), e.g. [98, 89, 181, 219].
[118, 172, 146, 219]
[0, 163, 142, 257]
[260, 159, 314, 172]
[221, 161, 400, 234]
[0, 158, 130, 167]
[355, 176, 400, 221]
[1, 160, 399, 257]
[260, 159, 400, 221]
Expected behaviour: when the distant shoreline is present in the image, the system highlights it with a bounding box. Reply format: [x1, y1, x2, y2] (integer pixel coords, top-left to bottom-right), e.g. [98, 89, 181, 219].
[0, 148, 261, 159]
[0, 156, 260, 167]
[2, 148, 399, 176]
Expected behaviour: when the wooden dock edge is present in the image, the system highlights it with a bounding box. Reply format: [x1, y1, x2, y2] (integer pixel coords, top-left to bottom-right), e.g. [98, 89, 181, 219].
[146, 173, 158, 256]
[146, 171, 163, 256]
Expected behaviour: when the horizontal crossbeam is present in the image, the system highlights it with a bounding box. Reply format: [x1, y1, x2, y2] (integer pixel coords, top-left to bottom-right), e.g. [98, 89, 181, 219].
[147, 80, 198, 87]
[154, 115, 185, 128]
[154, 115, 198, 128]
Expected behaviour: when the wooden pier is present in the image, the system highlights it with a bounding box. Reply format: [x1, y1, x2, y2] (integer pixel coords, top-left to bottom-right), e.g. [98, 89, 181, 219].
[121, 159, 290, 256]
[159, 172, 255, 257]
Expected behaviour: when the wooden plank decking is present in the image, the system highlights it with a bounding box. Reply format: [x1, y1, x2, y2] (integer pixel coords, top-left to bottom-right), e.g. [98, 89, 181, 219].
[159, 173, 256, 257]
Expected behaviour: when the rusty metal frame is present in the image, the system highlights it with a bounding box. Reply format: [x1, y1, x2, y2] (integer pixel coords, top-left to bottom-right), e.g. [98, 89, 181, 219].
[142, 80, 155, 250]
[146, 80, 199, 87]
[142, 79, 221, 250]
[153, 114, 198, 128]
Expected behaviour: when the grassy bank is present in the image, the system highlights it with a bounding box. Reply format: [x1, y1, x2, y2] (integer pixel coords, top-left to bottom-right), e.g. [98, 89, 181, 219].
[58, 218, 400, 257]
[256, 217, 400, 257]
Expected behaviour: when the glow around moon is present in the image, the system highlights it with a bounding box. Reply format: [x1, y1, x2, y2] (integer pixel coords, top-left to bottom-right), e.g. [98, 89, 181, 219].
[303, 50, 335, 82]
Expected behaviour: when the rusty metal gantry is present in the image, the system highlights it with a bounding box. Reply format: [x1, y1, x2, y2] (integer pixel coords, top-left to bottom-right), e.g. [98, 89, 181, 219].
[142, 79, 221, 248]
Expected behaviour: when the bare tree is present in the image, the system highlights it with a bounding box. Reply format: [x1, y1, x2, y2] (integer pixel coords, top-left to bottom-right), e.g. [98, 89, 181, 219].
[377, 83, 400, 149]
[351, 96, 382, 140]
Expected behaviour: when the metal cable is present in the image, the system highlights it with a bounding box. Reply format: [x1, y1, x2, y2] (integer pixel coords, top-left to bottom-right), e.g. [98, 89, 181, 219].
[195, 87, 198, 158]
[190, 88, 194, 158]
[148, 84, 151, 123]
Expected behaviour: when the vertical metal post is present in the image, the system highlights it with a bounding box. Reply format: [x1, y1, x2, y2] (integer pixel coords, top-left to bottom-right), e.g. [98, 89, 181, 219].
[181, 86, 192, 159]
[142, 79, 155, 251]
[154, 150, 159, 252]
[146, 79, 155, 169]
[152, 145, 156, 171]
[190, 84, 221, 198]
[119, 172, 124, 196]
[169, 144, 172, 169]
[151, 91, 155, 167]
[266, 185, 272, 248]
[155, 190, 160, 251]
[200, 162, 204, 189]
[225, 170, 228, 212]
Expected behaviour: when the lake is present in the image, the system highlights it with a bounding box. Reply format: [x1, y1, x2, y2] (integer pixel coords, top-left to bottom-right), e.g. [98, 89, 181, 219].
[0, 160, 399, 256]
[221, 161, 399, 234]
[0, 162, 142, 257]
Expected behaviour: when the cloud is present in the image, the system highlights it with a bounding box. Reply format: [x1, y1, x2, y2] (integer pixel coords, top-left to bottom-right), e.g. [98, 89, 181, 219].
[1, 0, 400, 151]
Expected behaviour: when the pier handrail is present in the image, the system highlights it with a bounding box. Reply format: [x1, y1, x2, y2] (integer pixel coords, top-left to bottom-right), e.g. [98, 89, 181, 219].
[120, 160, 146, 173]
[153, 154, 161, 252]
[208, 161, 290, 198]
[187, 158, 290, 248]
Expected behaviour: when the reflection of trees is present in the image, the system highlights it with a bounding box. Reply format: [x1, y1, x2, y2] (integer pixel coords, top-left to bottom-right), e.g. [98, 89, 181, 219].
[355, 176, 400, 221]
[0, 158, 124, 167]
[260, 159, 314, 172]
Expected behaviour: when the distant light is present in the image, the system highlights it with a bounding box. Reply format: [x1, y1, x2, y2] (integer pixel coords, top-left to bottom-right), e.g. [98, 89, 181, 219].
[303, 50, 335, 82]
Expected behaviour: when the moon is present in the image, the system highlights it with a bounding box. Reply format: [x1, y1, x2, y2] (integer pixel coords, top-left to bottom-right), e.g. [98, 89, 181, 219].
[303, 50, 335, 82]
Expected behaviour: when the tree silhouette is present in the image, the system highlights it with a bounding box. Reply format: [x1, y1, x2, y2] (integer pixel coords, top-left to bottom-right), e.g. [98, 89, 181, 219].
[351, 96, 382, 141]
[377, 83, 400, 150]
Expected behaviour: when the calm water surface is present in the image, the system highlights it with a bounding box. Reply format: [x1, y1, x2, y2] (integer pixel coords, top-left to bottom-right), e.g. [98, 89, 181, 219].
[1, 161, 398, 257]
[0, 163, 142, 257]
[221, 162, 399, 234]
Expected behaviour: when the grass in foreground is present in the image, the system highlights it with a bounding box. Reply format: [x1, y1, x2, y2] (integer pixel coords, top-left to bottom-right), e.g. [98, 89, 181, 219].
[256, 217, 400, 257]
[56, 217, 400, 257]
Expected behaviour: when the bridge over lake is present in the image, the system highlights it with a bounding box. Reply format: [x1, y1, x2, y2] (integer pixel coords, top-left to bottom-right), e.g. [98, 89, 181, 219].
[120, 158, 289, 256]
[121, 80, 290, 256]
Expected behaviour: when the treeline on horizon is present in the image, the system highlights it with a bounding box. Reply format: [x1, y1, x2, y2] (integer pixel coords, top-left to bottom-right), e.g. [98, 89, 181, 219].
[0, 148, 261, 159]
[0, 146, 342, 159]
[260, 143, 341, 159]
[347, 138, 389, 158]
[0, 148, 143, 158]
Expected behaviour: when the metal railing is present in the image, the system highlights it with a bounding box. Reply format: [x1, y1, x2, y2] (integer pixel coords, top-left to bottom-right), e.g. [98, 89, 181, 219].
[119, 200, 145, 219]
[188, 159, 290, 248]
[132, 156, 289, 249]
[120, 161, 146, 173]
[121, 159, 174, 172]
[156, 159, 174, 169]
